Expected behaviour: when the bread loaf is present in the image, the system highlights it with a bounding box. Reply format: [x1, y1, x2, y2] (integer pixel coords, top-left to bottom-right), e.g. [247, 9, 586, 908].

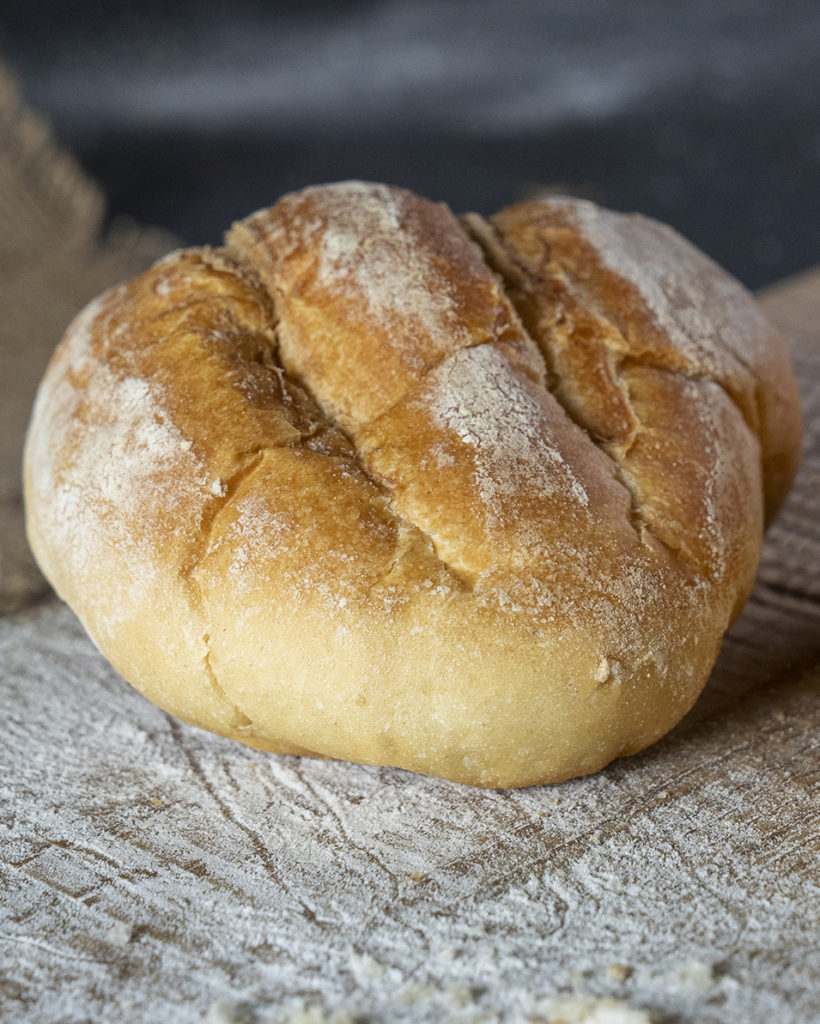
[23, 182, 802, 787]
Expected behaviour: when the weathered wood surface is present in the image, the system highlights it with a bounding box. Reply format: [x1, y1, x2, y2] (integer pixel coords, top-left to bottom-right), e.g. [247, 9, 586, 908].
[0, 269, 817, 1024]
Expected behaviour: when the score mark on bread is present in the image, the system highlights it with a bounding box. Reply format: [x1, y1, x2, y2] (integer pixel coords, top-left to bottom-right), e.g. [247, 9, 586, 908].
[23, 182, 802, 787]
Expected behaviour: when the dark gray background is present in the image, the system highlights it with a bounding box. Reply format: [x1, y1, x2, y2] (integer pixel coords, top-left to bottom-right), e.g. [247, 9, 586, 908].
[2, 0, 819, 288]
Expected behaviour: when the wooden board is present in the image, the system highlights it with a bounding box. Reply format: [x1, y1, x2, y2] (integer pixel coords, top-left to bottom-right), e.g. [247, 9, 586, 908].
[1, 268, 818, 1024]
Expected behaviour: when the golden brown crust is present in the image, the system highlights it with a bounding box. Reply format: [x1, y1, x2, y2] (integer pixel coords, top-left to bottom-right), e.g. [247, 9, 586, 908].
[23, 183, 802, 787]
[478, 199, 802, 525]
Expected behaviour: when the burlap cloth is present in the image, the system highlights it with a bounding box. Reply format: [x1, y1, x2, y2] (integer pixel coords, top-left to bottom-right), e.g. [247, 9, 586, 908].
[0, 66, 173, 612]
[1, 64, 818, 1024]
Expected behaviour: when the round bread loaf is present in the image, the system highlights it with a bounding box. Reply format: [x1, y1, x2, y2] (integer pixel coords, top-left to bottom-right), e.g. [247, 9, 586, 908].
[24, 182, 802, 787]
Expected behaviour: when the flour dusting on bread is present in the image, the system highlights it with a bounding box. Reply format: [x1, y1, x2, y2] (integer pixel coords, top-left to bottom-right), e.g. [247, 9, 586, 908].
[24, 182, 802, 787]
[315, 183, 472, 357]
[429, 344, 590, 514]
[549, 197, 772, 377]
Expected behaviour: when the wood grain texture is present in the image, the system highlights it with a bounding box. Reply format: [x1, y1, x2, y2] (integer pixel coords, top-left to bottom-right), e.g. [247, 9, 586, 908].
[1, 268, 819, 1022]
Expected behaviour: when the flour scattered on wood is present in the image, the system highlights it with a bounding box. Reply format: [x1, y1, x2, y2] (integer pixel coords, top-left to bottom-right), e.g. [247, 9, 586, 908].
[104, 919, 134, 947]
[542, 995, 653, 1024]
[666, 960, 717, 994]
[5, 594, 818, 1024]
